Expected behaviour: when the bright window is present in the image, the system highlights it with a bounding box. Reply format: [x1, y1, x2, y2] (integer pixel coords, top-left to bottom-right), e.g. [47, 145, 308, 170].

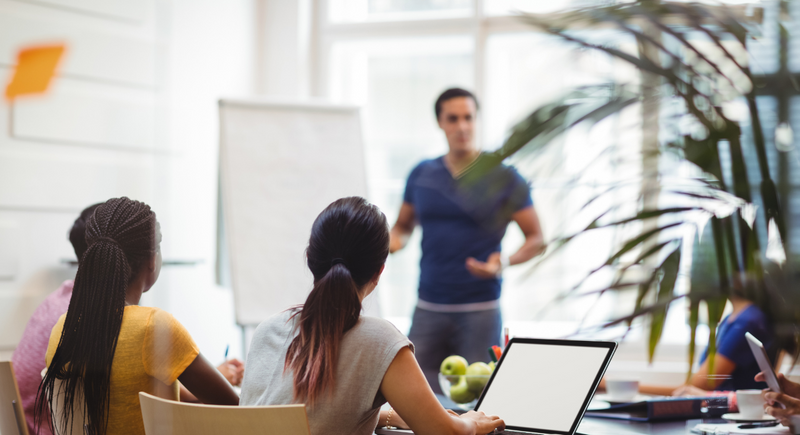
[319, 0, 787, 359]
[329, 0, 472, 22]
[323, 0, 642, 330]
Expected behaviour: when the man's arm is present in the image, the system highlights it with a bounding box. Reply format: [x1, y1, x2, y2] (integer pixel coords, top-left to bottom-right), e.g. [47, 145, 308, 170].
[390, 202, 416, 253]
[507, 206, 545, 265]
[465, 206, 544, 278]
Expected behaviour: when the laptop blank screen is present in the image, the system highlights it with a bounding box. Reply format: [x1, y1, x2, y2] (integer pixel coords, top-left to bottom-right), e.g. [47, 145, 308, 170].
[476, 341, 611, 433]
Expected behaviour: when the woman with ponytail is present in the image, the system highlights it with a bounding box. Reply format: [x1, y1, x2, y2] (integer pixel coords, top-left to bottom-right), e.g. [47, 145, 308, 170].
[240, 197, 505, 435]
[36, 197, 239, 435]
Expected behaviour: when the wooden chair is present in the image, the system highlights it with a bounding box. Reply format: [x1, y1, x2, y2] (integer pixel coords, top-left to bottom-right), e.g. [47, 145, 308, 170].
[0, 361, 29, 435]
[139, 392, 310, 435]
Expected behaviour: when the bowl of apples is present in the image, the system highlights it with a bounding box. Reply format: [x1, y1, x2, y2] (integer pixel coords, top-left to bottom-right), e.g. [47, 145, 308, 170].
[438, 355, 495, 410]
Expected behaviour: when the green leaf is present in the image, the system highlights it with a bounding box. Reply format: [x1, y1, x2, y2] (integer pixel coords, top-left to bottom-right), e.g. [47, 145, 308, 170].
[686, 299, 700, 382]
[760, 179, 787, 250]
[604, 222, 682, 267]
[461, 85, 638, 185]
[602, 295, 685, 329]
[600, 207, 698, 228]
[704, 297, 727, 386]
[630, 271, 658, 328]
[649, 248, 681, 363]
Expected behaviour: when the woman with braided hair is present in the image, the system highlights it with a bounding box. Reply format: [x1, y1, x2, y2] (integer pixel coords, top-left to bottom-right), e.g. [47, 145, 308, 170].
[36, 197, 238, 435]
[240, 196, 505, 435]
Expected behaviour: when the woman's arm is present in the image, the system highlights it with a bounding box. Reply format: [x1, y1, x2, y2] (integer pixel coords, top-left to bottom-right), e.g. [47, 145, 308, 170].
[180, 358, 245, 402]
[178, 353, 239, 405]
[378, 409, 409, 429]
[635, 353, 737, 397]
[688, 353, 736, 390]
[380, 347, 504, 435]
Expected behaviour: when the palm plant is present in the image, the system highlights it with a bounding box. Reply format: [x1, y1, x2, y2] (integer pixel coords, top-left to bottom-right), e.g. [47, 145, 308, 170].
[464, 0, 800, 375]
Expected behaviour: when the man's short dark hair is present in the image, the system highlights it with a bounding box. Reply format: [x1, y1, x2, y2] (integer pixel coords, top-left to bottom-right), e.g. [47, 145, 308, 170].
[434, 88, 480, 120]
[69, 203, 103, 260]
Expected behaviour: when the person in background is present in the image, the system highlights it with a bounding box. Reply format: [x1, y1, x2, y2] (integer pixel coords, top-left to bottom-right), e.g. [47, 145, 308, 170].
[36, 197, 239, 435]
[629, 226, 794, 398]
[635, 294, 779, 397]
[12, 204, 243, 435]
[390, 88, 545, 392]
[241, 197, 504, 435]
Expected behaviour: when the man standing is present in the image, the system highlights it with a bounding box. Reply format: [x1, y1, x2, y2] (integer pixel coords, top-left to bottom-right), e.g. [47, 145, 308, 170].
[391, 88, 544, 393]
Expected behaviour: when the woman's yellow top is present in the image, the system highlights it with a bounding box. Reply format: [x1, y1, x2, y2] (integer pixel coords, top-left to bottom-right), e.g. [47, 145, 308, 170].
[46, 306, 199, 435]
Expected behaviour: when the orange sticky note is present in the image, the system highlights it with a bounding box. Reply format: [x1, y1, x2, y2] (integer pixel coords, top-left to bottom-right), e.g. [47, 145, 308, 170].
[5, 44, 65, 100]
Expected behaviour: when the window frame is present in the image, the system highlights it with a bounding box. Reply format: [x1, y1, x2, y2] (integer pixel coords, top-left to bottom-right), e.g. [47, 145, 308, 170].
[313, 0, 537, 105]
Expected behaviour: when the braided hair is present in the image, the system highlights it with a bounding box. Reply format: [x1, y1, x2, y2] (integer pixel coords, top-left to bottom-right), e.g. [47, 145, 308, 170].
[68, 203, 103, 260]
[36, 197, 159, 435]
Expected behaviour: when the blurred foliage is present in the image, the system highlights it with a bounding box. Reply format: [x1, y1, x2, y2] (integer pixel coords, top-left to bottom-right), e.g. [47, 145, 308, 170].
[462, 0, 800, 373]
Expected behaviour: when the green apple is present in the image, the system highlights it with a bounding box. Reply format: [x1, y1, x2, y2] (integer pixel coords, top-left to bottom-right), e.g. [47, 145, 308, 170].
[488, 361, 496, 372]
[440, 355, 468, 376]
[449, 376, 476, 404]
[466, 362, 492, 393]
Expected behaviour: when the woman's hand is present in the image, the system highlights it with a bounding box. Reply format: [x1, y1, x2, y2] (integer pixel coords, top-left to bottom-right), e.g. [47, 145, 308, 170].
[756, 373, 800, 399]
[763, 390, 800, 426]
[392, 411, 410, 429]
[459, 410, 505, 434]
[217, 358, 245, 386]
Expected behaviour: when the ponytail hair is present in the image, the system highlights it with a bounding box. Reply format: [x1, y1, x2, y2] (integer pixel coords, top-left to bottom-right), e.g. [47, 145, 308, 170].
[36, 197, 158, 435]
[284, 197, 389, 406]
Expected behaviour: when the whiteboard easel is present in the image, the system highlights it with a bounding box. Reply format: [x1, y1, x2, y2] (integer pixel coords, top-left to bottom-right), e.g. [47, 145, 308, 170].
[219, 98, 377, 326]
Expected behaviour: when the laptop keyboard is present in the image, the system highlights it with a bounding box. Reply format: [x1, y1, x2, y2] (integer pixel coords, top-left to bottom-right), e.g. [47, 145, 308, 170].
[497, 431, 589, 435]
[496, 431, 541, 434]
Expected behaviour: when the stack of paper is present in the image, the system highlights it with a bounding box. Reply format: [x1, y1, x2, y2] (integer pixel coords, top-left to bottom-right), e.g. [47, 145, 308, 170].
[692, 423, 789, 435]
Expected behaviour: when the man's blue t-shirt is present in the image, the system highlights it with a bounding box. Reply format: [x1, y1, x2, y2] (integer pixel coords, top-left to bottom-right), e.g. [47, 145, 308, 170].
[403, 156, 533, 305]
[700, 304, 776, 391]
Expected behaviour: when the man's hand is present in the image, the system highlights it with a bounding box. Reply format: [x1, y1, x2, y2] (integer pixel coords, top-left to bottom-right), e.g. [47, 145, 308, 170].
[466, 252, 502, 279]
[217, 358, 245, 386]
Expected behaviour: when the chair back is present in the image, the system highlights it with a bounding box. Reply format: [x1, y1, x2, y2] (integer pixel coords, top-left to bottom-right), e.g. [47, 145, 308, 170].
[0, 361, 28, 435]
[50, 377, 88, 435]
[138, 392, 310, 435]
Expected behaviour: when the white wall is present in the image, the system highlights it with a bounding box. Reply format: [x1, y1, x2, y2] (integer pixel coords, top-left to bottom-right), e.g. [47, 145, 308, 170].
[0, 0, 256, 364]
[146, 0, 256, 363]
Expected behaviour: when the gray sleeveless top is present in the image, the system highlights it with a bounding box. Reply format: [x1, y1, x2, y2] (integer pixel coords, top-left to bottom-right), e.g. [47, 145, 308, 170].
[240, 310, 413, 435]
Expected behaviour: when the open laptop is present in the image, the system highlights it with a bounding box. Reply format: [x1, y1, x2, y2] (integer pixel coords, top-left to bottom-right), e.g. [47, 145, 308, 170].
[378, 337, 616, 435]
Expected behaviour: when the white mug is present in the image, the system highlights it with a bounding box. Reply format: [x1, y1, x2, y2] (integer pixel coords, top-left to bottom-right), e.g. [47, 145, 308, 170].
[736, 389, 765, 420]
[606, 379, 639, 402]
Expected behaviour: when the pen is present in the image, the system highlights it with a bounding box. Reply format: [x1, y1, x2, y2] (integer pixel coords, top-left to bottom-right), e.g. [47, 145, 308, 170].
[224, 344, 229, 360]
[504, 327, 509, 348]
[738, 421, 779, 429]
[487, 347, 498, 363]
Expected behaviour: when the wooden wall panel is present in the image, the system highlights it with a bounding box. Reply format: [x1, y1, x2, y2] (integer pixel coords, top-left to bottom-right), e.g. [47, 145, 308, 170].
[0, 147, 156, 210]
[11, 81, 157, 149]
[0, 211, 77, 349]
[0, 13, 156, 87]
[10, 0, 149, 23]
